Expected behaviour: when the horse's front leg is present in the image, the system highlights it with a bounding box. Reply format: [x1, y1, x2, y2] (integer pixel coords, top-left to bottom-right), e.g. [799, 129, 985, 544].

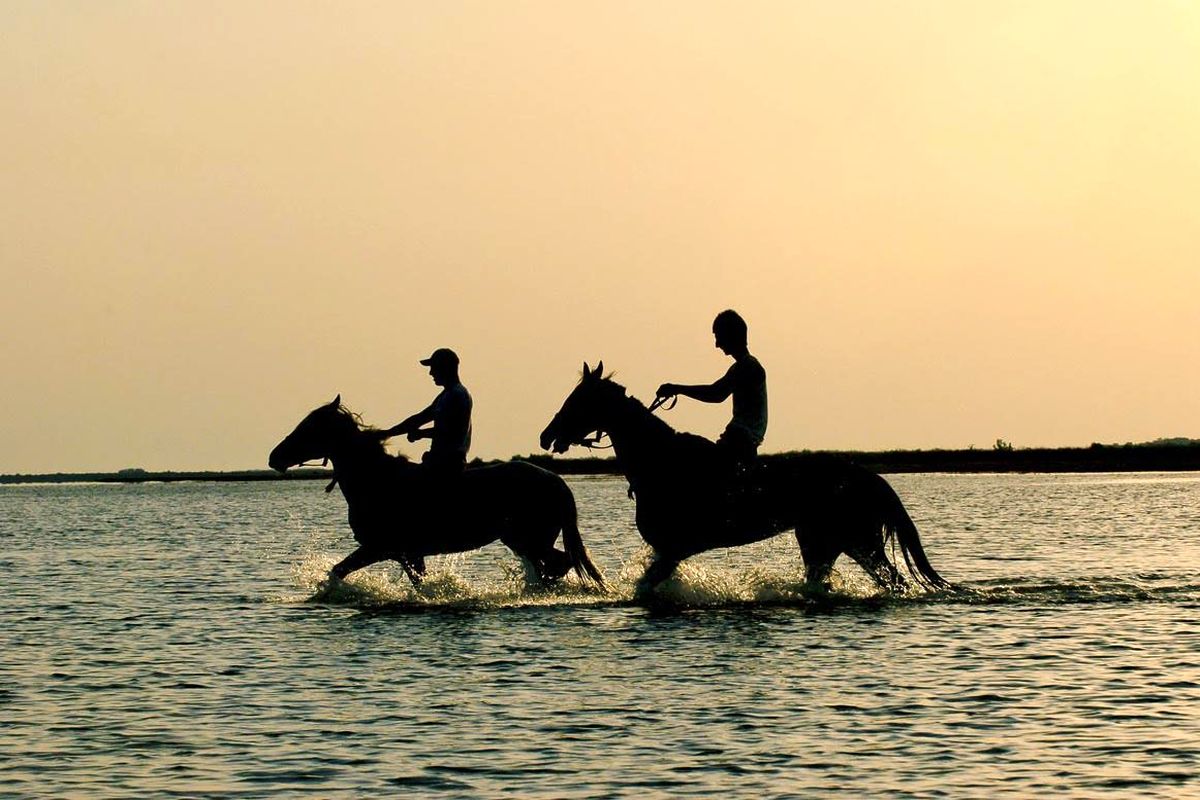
[396, 554, 427, 586]
[329, 545, 385, 581]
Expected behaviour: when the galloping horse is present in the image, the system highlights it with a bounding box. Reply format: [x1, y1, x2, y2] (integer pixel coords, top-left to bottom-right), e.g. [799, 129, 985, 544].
[540, 364, 947, 593]
[269, 396, 606, 588]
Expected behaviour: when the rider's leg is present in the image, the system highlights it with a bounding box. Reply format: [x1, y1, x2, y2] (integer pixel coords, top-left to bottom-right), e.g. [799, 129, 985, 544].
[420, 452, 465, 513]
[715, 428, 758, 477]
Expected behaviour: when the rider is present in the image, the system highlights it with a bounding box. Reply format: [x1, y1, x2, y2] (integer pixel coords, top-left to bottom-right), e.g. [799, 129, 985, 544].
[377, 347, 473, 477]
[656, 309, 767, 474]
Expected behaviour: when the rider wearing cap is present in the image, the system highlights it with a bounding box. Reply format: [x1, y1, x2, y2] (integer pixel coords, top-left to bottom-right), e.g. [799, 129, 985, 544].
[378, 348, 473, 475]
[656, 309, 767, 472]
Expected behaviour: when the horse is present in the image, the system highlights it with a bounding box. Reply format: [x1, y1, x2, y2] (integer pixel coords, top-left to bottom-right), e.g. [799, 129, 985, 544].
[540, 363, 948, 593]
[269, 396, 606, 589]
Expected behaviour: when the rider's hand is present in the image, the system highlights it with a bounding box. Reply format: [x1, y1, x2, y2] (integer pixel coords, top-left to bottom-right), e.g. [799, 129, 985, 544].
[656, 383, 678, 398]
[406, 429, 422, 442]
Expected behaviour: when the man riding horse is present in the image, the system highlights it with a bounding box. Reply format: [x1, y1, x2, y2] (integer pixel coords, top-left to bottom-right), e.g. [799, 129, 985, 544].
[374, 347, 473, 478]
[656, 309, 767, 476]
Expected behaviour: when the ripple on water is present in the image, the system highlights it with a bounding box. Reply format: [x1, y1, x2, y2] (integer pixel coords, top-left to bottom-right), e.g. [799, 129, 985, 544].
[3, 474, 1200, 798]
[279, 548, 1200, 617]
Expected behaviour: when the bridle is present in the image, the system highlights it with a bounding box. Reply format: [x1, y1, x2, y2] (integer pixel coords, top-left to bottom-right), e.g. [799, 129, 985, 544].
[292, 456, 338, 492]
[294, 457, 329, 469]
[577, 433, 613, 450]
[574, 392, 677, 450]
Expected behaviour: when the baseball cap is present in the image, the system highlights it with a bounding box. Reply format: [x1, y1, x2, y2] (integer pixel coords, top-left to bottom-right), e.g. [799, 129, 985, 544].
[419, 348, 460, 368]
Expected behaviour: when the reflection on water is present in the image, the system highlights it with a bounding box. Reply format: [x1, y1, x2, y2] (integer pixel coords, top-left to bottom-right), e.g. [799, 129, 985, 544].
[1, 473, 1199, 797]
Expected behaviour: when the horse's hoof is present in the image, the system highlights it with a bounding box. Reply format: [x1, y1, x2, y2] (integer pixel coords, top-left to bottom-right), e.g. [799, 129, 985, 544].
[318, 573, 345, 593]
[633, 578, 658, 600]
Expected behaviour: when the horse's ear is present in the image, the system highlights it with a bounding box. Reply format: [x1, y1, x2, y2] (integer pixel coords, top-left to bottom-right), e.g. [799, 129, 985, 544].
[332, 394, 341, 407]
[595, 360, 604, 378]
[582, 362, 591, 379]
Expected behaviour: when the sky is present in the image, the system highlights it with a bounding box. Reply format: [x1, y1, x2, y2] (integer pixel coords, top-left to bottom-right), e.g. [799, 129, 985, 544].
[2, 2, 1198, 473]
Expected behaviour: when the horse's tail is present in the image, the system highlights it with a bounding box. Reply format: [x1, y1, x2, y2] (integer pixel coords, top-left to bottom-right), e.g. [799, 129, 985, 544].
[560, 493, 608, 590]
[875, 475, 949, 590]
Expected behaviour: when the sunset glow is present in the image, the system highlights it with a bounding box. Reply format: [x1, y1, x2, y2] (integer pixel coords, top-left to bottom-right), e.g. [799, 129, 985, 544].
[2, 3, 1197, 472]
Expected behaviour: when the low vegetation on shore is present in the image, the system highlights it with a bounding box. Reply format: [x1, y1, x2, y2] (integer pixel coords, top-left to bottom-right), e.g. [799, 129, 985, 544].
[3, 441, 1198, 484]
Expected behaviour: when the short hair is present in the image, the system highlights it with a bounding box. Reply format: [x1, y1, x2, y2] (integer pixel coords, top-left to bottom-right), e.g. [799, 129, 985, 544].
[712, 309, 748, 344]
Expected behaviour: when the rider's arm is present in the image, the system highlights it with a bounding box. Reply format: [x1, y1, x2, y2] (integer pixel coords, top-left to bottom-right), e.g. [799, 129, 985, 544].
[658, 372, 734, 404]
[382, 404, 436, 438]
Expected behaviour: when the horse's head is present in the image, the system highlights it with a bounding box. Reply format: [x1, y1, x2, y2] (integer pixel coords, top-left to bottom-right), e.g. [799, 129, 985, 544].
[269, 394, 360, 472]
[540, 362, 627, 454]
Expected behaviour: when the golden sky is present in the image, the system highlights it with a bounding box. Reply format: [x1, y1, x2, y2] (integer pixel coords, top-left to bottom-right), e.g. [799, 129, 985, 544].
[2, 2, 1197, 472]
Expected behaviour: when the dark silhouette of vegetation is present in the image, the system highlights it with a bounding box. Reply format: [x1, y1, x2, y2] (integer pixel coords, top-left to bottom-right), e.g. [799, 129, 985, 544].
[2, 442, 1197, 485]
[518, 441, 1200, 476]
[0, 468, 334, 485]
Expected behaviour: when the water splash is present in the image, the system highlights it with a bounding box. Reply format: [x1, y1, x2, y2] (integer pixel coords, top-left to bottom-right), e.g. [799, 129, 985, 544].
[284, 547, 896, 611]
[286, 551, 614, 610]
[280, 548, 1200, 612]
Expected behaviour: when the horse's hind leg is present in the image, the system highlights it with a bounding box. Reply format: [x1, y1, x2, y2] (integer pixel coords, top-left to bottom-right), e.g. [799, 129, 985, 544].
[796, 530, 837, 589]
[503, 528, 572, 586]
[520, 541, 573, 584]
[635, 553, 681, 596]
[537, 548, 573, 583]
[850, 542, 907, 592]
[330, 545, 385, 581]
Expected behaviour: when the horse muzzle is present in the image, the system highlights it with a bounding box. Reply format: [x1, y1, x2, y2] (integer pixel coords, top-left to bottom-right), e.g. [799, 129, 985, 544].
[539, 426, 570, 454]
[268, 444, 293, 473]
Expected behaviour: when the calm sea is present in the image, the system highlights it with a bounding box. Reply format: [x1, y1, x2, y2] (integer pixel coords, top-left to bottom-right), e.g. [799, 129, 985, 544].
[2, 472, 1199, 798]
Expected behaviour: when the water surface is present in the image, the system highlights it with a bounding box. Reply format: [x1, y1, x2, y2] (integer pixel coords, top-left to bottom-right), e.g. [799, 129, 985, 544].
[2, 473, 1199, 797]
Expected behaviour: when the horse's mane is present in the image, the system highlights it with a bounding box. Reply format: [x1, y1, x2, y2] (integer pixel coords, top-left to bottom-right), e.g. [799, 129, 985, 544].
[593, 375, 679, 439]
[332, 401, 411, 464]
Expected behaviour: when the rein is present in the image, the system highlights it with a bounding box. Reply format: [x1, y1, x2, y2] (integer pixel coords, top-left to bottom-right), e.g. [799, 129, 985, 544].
[294, 457, 330, 469]
[648, 394, 678, 413]
[294, 457, 339, 493]
[578, 393, 676, 450]
[578, 433, 613, 450]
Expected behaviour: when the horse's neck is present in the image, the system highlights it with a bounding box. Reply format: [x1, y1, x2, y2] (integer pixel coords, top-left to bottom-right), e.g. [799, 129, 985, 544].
[606, 398, 677, 480]
[327, 436, 403, 490]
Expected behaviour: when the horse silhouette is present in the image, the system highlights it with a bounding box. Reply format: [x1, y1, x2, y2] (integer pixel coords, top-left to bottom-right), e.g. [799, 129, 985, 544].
[541, 363, 947, 593]
[269, 396, 606, 588]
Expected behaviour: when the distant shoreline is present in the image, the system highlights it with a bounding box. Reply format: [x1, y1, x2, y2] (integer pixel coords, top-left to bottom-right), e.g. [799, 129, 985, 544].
[3, 443, 1199, 484]
[520, 443, 1200, 476]
[0, 468, 337, 485]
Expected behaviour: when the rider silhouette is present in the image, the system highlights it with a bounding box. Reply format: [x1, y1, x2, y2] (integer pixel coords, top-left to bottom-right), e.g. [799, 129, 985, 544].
[377, 348, 473, 477]
[656, 310, 767, 474]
